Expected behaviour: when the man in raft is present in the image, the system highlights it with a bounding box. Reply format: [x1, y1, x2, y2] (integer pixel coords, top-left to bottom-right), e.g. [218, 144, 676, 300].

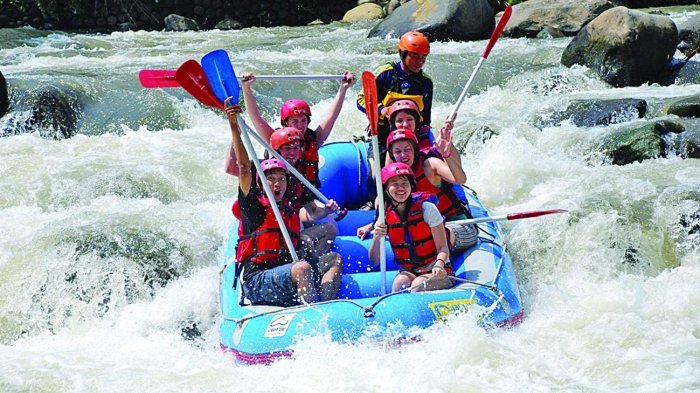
[226, 101, 343, 306]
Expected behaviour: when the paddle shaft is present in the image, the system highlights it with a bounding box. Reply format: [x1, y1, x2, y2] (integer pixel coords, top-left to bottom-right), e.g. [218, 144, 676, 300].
[238, 117, 299, 262]
[449, 208, 567, 226]
[371, 135, 387, 295]
[448, 5, 512, 123]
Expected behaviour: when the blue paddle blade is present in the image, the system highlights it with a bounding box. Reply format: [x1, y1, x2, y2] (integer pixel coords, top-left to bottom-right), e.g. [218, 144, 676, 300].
[202, 49, 240, 105]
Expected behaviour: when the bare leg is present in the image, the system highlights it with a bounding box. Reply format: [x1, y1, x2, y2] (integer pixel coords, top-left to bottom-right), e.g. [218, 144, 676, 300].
[411, 275, 453, 293]
[291, 260, 318, 303]
[318, 252, 343, 301]
[392, 271, 415, 292]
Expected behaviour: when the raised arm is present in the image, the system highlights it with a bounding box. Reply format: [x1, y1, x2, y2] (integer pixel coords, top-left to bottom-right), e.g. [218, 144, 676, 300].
[225, 101, 252, 195]
[315, 71, 355, 145]
[240, 72, 276, 142]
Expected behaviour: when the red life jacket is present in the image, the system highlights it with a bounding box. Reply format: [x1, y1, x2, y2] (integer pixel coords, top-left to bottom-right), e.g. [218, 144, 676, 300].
[415, 125, 433, 151]
[233, 196, 300, 267]
[413, 148, 467, 219]
[296, 128, 320, 188]
[385, 192, 440, 274]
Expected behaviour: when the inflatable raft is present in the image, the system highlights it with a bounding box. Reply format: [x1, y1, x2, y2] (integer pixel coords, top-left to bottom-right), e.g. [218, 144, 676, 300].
[219, 141, 523, 364]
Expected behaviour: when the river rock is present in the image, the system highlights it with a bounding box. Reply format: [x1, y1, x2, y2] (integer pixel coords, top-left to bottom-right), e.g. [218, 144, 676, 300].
[503, 0, 613, 38]
[667, 95, 700, 118]
[677, 13, 700, 55]
[2, 86, 81, 140]
[598, 121, 668, 165]
[0, 70, 7, 119]
[678, 127, 700, 159]
[164, 14, 199, 31]
[367, 0, 495, 42]
[535, 98, 647, 128]
[610, 0, 700, 7]
[343, 3, 385, 22]
[214, 18, 243, 30]
[561, 7, 678, 88]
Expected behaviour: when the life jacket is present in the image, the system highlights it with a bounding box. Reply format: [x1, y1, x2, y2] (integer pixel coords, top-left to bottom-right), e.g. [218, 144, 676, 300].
[385, 192, 440, 274]
[233, 196, 300, 267]
[412, 148, 468, 219]
[296, 128, 320, 188]
[415, 125, 433, 150]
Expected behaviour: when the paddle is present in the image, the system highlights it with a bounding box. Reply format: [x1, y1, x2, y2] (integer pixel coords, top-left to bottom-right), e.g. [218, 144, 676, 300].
[448, 4, 512, 122]
[450, 208, 568, 226]
[139, 69, 179, 88]
[139, 69, 347, 88]
[362, 70, 387, 295]
[238, 120, 348, 221]
[202, 49, 240, 105]
[175, 60, 224, 110]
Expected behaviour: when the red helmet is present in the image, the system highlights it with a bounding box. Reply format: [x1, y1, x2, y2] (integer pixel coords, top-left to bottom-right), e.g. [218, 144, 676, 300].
[280, 99, 311, 125]
[270, 127, 303, 151]
[381, 162, 415, 185]
[260, 158, 288, 174]
[387, 99, 422, 124]
[399, 31, 430, 55]
[387, 128, 418, 150]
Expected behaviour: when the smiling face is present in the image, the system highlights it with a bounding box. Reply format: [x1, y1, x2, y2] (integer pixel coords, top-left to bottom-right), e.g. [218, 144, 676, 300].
[386, 175, 412, 204]
[392, 110, 417, 132]
[277, 141, 301, 165]
[390, 140, 416, 166]
[403, 51, 427, 73]
[265, 169, 288, 202]
[284, 114, 309, 132]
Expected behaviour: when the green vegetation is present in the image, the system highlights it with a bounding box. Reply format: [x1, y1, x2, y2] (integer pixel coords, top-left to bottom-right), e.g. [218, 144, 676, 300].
[0, 0, 90, 19]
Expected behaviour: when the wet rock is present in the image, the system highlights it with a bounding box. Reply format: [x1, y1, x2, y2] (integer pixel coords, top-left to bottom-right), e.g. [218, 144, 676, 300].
[503, 0, 613, 38]
[667, 95, 700, 118]
[343, 3, 384, 22]
[678, 127, 700, 159]
[307, 19, 325, 26]
[368, 0, 495, 42]
[164, 14, 199, 31]
[680, 208, 700, 236]
[118, 22, 137, 31]
[1, 85, 81, 140]
[535, 98, 647, 128]
[0, 70, 7, 118]
[561, 7, 678, 87]
[536, 26, 566, 39]
[181, 321, 203, 341]
[611, 0, 700, 7]
[214, 18, 243, 30]
[598, 121, 668, 165]
[677, 13, 700, 55]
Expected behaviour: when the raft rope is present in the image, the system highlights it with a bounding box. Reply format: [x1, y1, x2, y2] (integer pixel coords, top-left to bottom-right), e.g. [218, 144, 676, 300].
[222, 273, 507, 326]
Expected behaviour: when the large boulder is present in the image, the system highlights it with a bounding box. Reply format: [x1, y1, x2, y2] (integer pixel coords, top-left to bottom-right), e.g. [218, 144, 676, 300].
[503, 0, 614, 38]
[0, 70, 7, 119]
[561, 7, 678, 87]
[611, 0, 700, 7]
[534, 98, 647, 128]
[1, 85, 81, 140]
[343, 3, 385, 22]
[667, 95, 700, 118]
[368, 0, 495, 42]
[677, 13, 700, 55]
[678, 127, 700, 159]
[597, 121, 670, 165]
[214, 18, 243, 30]
[164, 14, 199, 32]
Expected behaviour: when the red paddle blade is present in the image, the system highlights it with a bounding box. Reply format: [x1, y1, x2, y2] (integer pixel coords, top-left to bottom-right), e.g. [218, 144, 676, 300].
[138, 69, 179, 88]
[506, 208, 568, 221]
[175, 60, 224, 110]
[362, 71, 379, 136]
[482, 4, 512, 59]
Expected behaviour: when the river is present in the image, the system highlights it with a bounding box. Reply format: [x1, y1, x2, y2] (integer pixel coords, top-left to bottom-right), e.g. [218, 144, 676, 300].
[1, 8, 699, 392]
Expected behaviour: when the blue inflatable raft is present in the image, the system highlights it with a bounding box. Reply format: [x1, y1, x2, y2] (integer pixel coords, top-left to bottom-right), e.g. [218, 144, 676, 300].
[219, 141, 524, 364]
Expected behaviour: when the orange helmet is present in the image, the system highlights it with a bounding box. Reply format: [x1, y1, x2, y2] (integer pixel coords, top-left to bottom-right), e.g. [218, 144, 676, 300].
[398, 31, 430, 55]
[270, 127, 303, 151]
[387, 99, 422, 124]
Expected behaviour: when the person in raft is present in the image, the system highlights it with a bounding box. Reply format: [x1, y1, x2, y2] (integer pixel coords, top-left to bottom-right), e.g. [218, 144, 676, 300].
[357, 31, 433, 160]
[226, 101, 343, 306]
[359, 129, 477, 252]
[368, 162, 452, 293]
[227, 72, 354, 262]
